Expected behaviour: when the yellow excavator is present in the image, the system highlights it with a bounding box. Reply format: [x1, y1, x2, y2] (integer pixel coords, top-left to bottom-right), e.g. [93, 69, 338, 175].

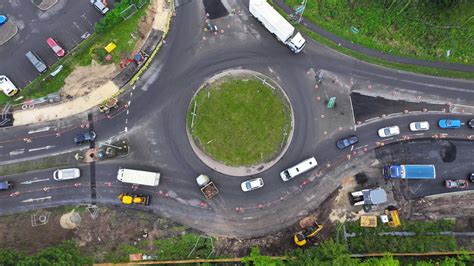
[294, 215, 323, 246]
[118, 193, 150, 206]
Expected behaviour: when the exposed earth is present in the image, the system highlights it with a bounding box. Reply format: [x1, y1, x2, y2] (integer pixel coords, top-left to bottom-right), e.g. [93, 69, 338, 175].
[1, 177, 472, 261]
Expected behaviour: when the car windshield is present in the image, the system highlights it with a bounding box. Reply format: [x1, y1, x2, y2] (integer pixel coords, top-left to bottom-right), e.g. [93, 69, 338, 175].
[245, 182, 252, 189]
[384, 128, 391, 135]
[446, 120, 452, 126]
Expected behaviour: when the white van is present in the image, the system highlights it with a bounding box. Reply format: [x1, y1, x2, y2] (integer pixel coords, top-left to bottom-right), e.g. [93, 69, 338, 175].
[53, 168, 81, 181]
[117, 168, 160, 186]
[280, 157, 318, 182]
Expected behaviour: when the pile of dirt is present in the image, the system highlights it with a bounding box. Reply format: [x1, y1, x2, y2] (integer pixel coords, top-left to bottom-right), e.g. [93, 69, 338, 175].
[61, 63, 118, 99]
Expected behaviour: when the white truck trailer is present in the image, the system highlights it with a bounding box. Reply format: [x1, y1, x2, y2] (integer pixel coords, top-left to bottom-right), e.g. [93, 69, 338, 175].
[249, 0, 306, 53]
[117, 168, 160, 186]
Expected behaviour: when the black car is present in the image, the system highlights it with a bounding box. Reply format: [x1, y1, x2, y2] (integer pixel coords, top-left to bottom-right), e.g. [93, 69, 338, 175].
[468, 119, 474, 129]
[74, 131, 97, 145]
[336, 135, 359, 150]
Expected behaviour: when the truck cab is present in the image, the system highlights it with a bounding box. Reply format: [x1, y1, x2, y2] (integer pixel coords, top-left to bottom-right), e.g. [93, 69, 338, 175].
[0, 181, 13, 190]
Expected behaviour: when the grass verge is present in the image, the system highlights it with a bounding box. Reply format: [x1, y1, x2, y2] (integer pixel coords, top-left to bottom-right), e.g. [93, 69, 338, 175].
[272, 2, 474, 80]
[0, 3, 149, 105]
[345, 219, 459, 253]
[188, 78, 291, 166]
[284, 0, 473, 66]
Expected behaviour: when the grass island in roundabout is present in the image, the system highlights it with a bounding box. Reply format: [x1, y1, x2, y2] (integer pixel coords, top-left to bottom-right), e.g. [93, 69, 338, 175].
[187, 70, 294, 176]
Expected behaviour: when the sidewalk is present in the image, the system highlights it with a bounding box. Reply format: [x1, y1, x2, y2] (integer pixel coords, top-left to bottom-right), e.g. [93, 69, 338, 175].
[274, 0, 474, 73]
[12, 0, 172, 127]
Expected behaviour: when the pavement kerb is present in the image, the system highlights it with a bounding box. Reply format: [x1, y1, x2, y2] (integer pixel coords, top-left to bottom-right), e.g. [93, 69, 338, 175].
[11, 0, 172, 126]
[130, 0, 173, 85]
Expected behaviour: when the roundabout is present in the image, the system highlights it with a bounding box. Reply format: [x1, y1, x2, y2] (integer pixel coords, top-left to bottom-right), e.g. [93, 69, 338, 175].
[187, 70, 293, 176]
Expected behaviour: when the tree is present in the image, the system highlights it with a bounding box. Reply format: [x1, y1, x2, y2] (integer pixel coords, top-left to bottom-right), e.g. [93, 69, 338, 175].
[17, 241, 93, 266]
[0, 248, 23, 266]
[242, 247, 283, 266]
[288, 239, 358, 265]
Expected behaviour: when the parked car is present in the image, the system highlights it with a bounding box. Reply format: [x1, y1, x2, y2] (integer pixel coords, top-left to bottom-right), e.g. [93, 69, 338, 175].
[0, 180, 13, 190]
[74, 131, 97, 145]
[445, 179, 468, 189]
[241, 177, 264, 192]
[90, 0, 109, 14]
[469, 173, 474, 183]
[46, 37, 65, 57]
[468, 119, 474, 129]
[53, 168, 81, 181]
[409, 121, 429, 132]
[378, 126, 400, 138]
[25, 51, 47, 73]
[336, 135, 359, 150]
[0, 15, 7, 26]
[0, 75, 19, 97]
[438, 119, 461, 129]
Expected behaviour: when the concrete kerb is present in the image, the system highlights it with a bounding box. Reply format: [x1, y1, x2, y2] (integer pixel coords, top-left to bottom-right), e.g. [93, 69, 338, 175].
[32, 0, 59, 11]
[0, 21, 19, 46]
[11, 1, 172, 126]
[130, 0, 173, 85]
[185, 69, 295, 177]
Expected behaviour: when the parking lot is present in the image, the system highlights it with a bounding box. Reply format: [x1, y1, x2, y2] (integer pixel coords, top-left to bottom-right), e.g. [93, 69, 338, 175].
[0, 0, 104, 89]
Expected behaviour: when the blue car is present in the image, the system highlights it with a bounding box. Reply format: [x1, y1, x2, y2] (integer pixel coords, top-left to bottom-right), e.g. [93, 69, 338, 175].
[438, 119, 461, 129]
[0, 15, 7, 26]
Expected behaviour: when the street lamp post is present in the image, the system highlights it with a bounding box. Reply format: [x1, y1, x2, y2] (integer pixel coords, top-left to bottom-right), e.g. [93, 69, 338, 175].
[294, 0, 307, 24]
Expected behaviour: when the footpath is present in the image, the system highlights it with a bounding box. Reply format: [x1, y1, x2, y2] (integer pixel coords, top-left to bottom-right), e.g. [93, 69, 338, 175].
[274, 0, 474, 73]
[11, 0, 172, 127]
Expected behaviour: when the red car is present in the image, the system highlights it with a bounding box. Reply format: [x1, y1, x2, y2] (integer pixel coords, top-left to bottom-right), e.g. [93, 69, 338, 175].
[46, 37, 65, 57]
[445, 180, 468, 189]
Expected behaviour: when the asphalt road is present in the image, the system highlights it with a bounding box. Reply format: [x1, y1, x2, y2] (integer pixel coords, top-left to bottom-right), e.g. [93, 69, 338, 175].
[0, 0, 474, 237]
[0, 0, 103, 88]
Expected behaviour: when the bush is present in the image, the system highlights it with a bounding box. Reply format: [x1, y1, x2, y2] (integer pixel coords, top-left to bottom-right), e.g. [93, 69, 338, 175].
[95, 0, 147, 33]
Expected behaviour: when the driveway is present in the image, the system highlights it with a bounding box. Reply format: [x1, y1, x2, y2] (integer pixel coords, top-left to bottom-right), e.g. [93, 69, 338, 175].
[0, 0, 103, 88]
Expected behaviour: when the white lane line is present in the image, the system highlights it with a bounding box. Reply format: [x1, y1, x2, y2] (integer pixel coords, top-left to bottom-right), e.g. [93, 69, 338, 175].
[124, 127, 128, 132]
[81, 13, 94, 27]
[72, 21, 84, 34]
[28, 127, 52, 134]
[21, 178, 50, 185]
[28, 146, 55, 152]
[21, 196, 52, 203]
[9, 149, 25, 156]
[126, 110, 129, 115]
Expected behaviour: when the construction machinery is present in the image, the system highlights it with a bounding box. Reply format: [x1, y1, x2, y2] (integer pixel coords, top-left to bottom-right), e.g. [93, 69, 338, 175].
[293, 215, 323, 246]
[380, 206, 401, 228]
[118, 193, 150, 206]
[99, 97, 118, 113]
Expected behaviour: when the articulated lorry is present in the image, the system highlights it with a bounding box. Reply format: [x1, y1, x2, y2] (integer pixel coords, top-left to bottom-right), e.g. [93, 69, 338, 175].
[249, 0, 306, 53]
[383, 164, 436, 179]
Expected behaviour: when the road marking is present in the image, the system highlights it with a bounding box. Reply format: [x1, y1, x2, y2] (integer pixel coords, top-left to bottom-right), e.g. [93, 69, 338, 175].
[124, 127, 128, 132]
[72, 21, 84, 34]
[81, 13, 94, 27]
[21, 178, 50, 185]
[243, 216, 254, 220]
[9, 149, 25, 156]
[21, 196, 52, 203]
[28, 145, 55, 152]
[28, 127, 52, 134]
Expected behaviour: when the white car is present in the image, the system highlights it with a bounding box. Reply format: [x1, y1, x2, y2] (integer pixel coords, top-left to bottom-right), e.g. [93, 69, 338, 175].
[53, 168, 81, 181]
[409, 121, 430, 132]
[378, 126, 400, 138]
[241, 177, 264, 192]
[90, 0, 109, 14]
[0, 75, 18, 97]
